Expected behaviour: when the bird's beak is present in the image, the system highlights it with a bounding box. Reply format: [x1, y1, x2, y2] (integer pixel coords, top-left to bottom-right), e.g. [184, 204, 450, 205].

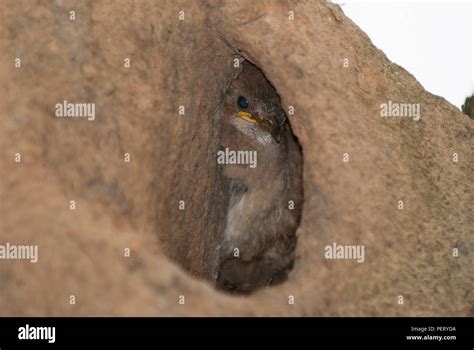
[237, 111, 257, 124]
[237, 111, 284, 143]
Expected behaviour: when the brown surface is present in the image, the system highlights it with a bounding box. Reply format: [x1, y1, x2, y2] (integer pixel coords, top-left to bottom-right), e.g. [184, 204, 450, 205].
[0, 0, 472, 316]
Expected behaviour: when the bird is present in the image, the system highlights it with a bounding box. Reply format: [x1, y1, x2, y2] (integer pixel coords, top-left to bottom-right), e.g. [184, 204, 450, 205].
[216, 61, 303, 294]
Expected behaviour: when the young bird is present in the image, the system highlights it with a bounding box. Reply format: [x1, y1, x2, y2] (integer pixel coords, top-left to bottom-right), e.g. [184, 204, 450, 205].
[217, 61, 303, 293]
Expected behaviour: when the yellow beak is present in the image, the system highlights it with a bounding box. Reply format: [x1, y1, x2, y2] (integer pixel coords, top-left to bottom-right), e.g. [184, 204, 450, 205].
[238, 111, 257, 124]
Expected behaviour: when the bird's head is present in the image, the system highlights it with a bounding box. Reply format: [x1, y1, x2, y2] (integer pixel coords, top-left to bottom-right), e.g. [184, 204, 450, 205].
[227, 93, 287, 146]
[223, 61, 288, 146]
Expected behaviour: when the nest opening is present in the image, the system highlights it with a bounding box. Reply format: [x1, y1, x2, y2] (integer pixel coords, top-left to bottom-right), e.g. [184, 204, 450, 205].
[213, 59, 304, 294]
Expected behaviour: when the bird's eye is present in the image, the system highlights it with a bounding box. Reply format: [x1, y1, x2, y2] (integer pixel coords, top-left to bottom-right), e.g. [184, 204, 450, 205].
[238, 96, 249, 109]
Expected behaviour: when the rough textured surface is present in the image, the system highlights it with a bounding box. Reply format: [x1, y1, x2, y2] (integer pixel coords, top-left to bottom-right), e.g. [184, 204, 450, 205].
[0, 0, 472, 316]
